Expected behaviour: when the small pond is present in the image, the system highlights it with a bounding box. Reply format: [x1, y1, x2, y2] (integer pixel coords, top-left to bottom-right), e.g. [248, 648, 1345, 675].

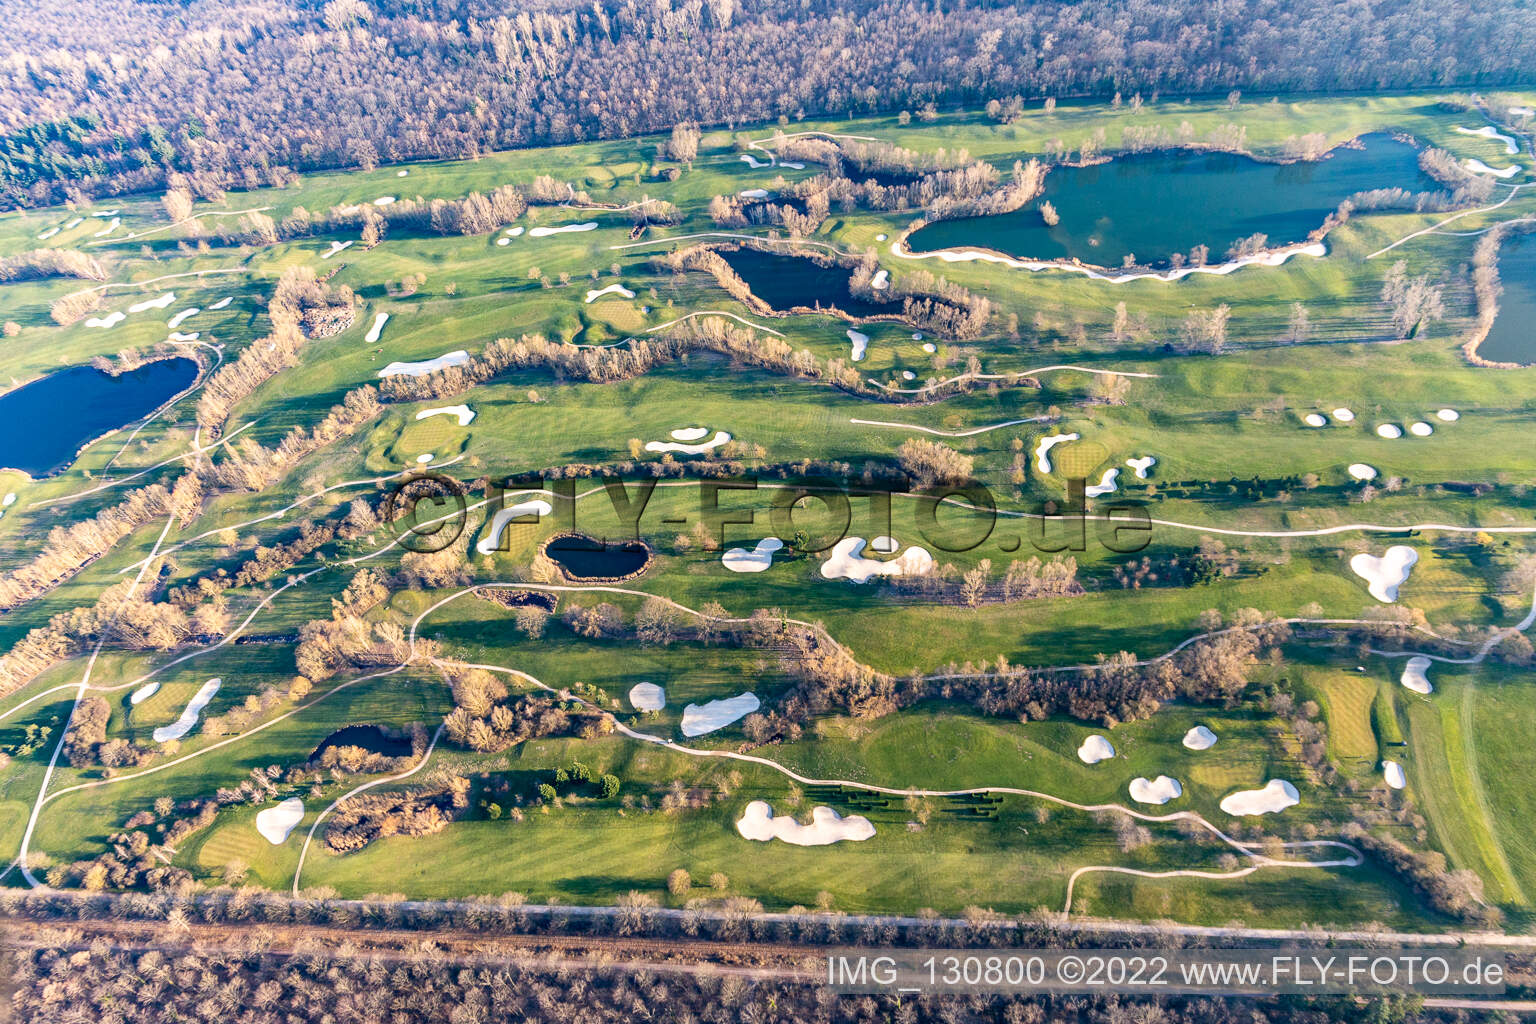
[0, 357, 199, 477]
[1478, 232, 1536, 365]
[543, 534, 652, 579]
[311, 725, 414, 761]
[906, 134, 1430, 269]
[719, 247, 894, 316]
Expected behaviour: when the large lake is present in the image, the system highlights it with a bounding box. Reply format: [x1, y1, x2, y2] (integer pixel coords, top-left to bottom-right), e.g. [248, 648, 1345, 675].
[0, 357, 199, 477]
[1479, 233, 1536, 365]
[906, 134, 1428, 268]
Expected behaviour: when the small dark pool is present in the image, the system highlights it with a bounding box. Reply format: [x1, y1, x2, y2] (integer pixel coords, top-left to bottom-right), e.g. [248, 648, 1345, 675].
[719, 248, 894, 316]
[311, 725, 414, 761]
[0, 357, 199, 477]
[544, 535, 651, 579]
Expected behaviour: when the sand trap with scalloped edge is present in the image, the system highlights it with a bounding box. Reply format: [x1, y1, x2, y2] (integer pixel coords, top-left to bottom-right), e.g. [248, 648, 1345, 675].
[1383, 760, 1407, 789]
[85, 311, 125, 329]
[167, 307, 199, 329]
[378, 351, 469, 377]
[1400, 655, 1433, 694]
[322, 240, 354, 259]
[1182, 725, 1218, 750]
[1125, 456, 1156, 479]
[847, 329, 868, 361]
[1084, 468, 1119, 497]
[1436, 408, 1460, 422]
[681, 692, 760, 736]
[416, 404, 475, 426]
[1351, 546, 1418, 602]
[821, 537, 933, 583]
[1455, 125, 1520, 154]
[476, 498, 554, 554]
[1077, 734, 1115, 764]
[255, 797, 305, 844]
[1409, 421, 1433, 436]
[128, 292, 175, 313]
[645, 430, 731, 454]
[365, 312, 389, 343]
[1129, 775, 1183, 804]
[1465, 159, 1520, 178]
[585, 283, 635, 302]
[153, 678, 221, 742]
[722, 537, 783, 573]
[736, 801, 875, 845]
[1220, 779, 1299, 816]
[1376, 423, 1403, 439]
[740, 154, 773, 169]
[529, 222, 597, 237]
[1034, 432, 1078, 473]
[628, 682, 666, 711]
[1303, 413, 1327, 427]
[129, 681, 160, 706]
[1348, 463, 1378, 481]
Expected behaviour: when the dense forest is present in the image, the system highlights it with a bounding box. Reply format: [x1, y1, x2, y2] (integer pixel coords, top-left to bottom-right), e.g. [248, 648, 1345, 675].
[3, 0, 1536, 206]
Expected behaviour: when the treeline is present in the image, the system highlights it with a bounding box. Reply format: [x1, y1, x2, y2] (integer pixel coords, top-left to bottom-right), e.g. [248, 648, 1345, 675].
[440, 661, 610, 752]
[0, 247, 106, 282]
[1341, 822, 1498, 925]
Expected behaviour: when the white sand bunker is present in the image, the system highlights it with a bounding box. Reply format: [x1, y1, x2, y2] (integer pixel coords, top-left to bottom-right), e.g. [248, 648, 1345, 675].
[847, 329, 869, 361]
[504, 226, 525, 237]
[740, 154, 773, 168]
[1455, 125, 1520, 155]
[36, 227, 59, 240]
[877, 233, 889, 241]
[585, 283, 635, 302]
[670, 427, 711, 441]
[321, 240, 354, 259]
[821, 537, 934, 583]
[167, 307, 199, 329]
[255, 797, 305, 844]
[1383, 760, 1407, 790]
[1129, 775, 1183, 805]
[1348, 463, 1378, 481]
[398, 169, 409, 177]
[1351, 545, 1418, 603]
[208, 297, 233, 310]
[1084, 468, 1119, 497]
[129, 681, 160, 706]
[374, 196, 396, 205]
[152, 678, 221, 743]
[475, 498, 554, 554]
[128, 292, 175, 313]
[1221, 779, 1299, 816]
[365, 312, 389, 343]
[1436, 408, 1460, 422]
[1333, 408, 1355, 422]
[3, 493, 15, 506]
[1465, 159, 1520, 178]
[528, 222, 597, 237]
[1077, 734, 1115, 764]
[1126, 456, 1156, 479]
[901, 370, 916, 381]
[415, 453, 434, 463]
[1034, 432, 1079, 473]
[736, 801, 875, 846]
[1182, 725, 1218, 750]
[628, 682, 666, 711]
[1400, 655, 1433, 694]
[416, 404, 475, 426]
[92, 217, 121, 237]
[64, 217, 83, 228]
[722, 537, 783, 573]
[922, 342, 936, 353]
[1303, 413, 1327, 427]
[681, 692, 760, 737]
[378, 350, 470, 377]
[870, 535, 898, 553]
[1409, 421, 1433, 437]
[645, 430, 731, 454]
[1376, 423, 1403, 439]
[739, 188, 770, 199]
[168, 332, 200, 342]
[496, 237, 511, 246]
[85, 311, 125, 329]
[871, 270, 889, 290]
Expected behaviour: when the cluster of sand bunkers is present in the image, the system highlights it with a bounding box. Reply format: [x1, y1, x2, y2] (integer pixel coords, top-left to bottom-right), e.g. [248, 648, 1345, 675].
[1304, 408, 1458, 485]
[1076, 722, 1299, 816]
[82, 290, 230, 339]
[645, 426, 732, 454]
[1032, 432, 1156, 498]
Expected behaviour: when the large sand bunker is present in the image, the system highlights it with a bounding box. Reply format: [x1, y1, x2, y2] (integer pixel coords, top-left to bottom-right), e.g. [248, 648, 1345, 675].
[1454, 125, 1520, 154]
[167, 307, 199, 329]
[128, 292, 176, 313]
[255, 797, 305, 844]
[1383, 760, 1407, 790]
[820, 537, 933, 583]
[1400, 655, 1433, 694]
[1347, 464, 1378, 481]
[153, 678, 221, 743]
[416, 404, 475, 426]
[1126, 456, 1156, 478]
[1182, 725, 1218, 750]
[681, 692, 760, 737]
[628, 682, 666, 711]
[365, 312, 389, 343]
[585, 283, 635, 302]
[528, 222, 597, 237]
[85, 311, 125, 329]
[1219, 779, 1299, 816]
[736, 801, 876, 846]
[645, 431, 731, 454]
[1077, 734, 1115, 764]
[1035, 432, 1079, 473]
[847, 329, 869, 361]
[1129, 775, 1183, 805]
[378, 351, 470, 377]
[476, 498, 554, 554]
[1084, 468, 1119, 497]
[1350, 546, 1418, 602]
[722, 537, 783, 573]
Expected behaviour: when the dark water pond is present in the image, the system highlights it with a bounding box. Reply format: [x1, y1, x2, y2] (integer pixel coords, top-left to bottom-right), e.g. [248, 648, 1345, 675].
[906, 134, 1429, 268]
[311, 725, 413, 761]
[545, 535, 651, 579]
[1479, 233, 1536, 365]
[0, 357, 199, 477]
[720, 248, 894, 316]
